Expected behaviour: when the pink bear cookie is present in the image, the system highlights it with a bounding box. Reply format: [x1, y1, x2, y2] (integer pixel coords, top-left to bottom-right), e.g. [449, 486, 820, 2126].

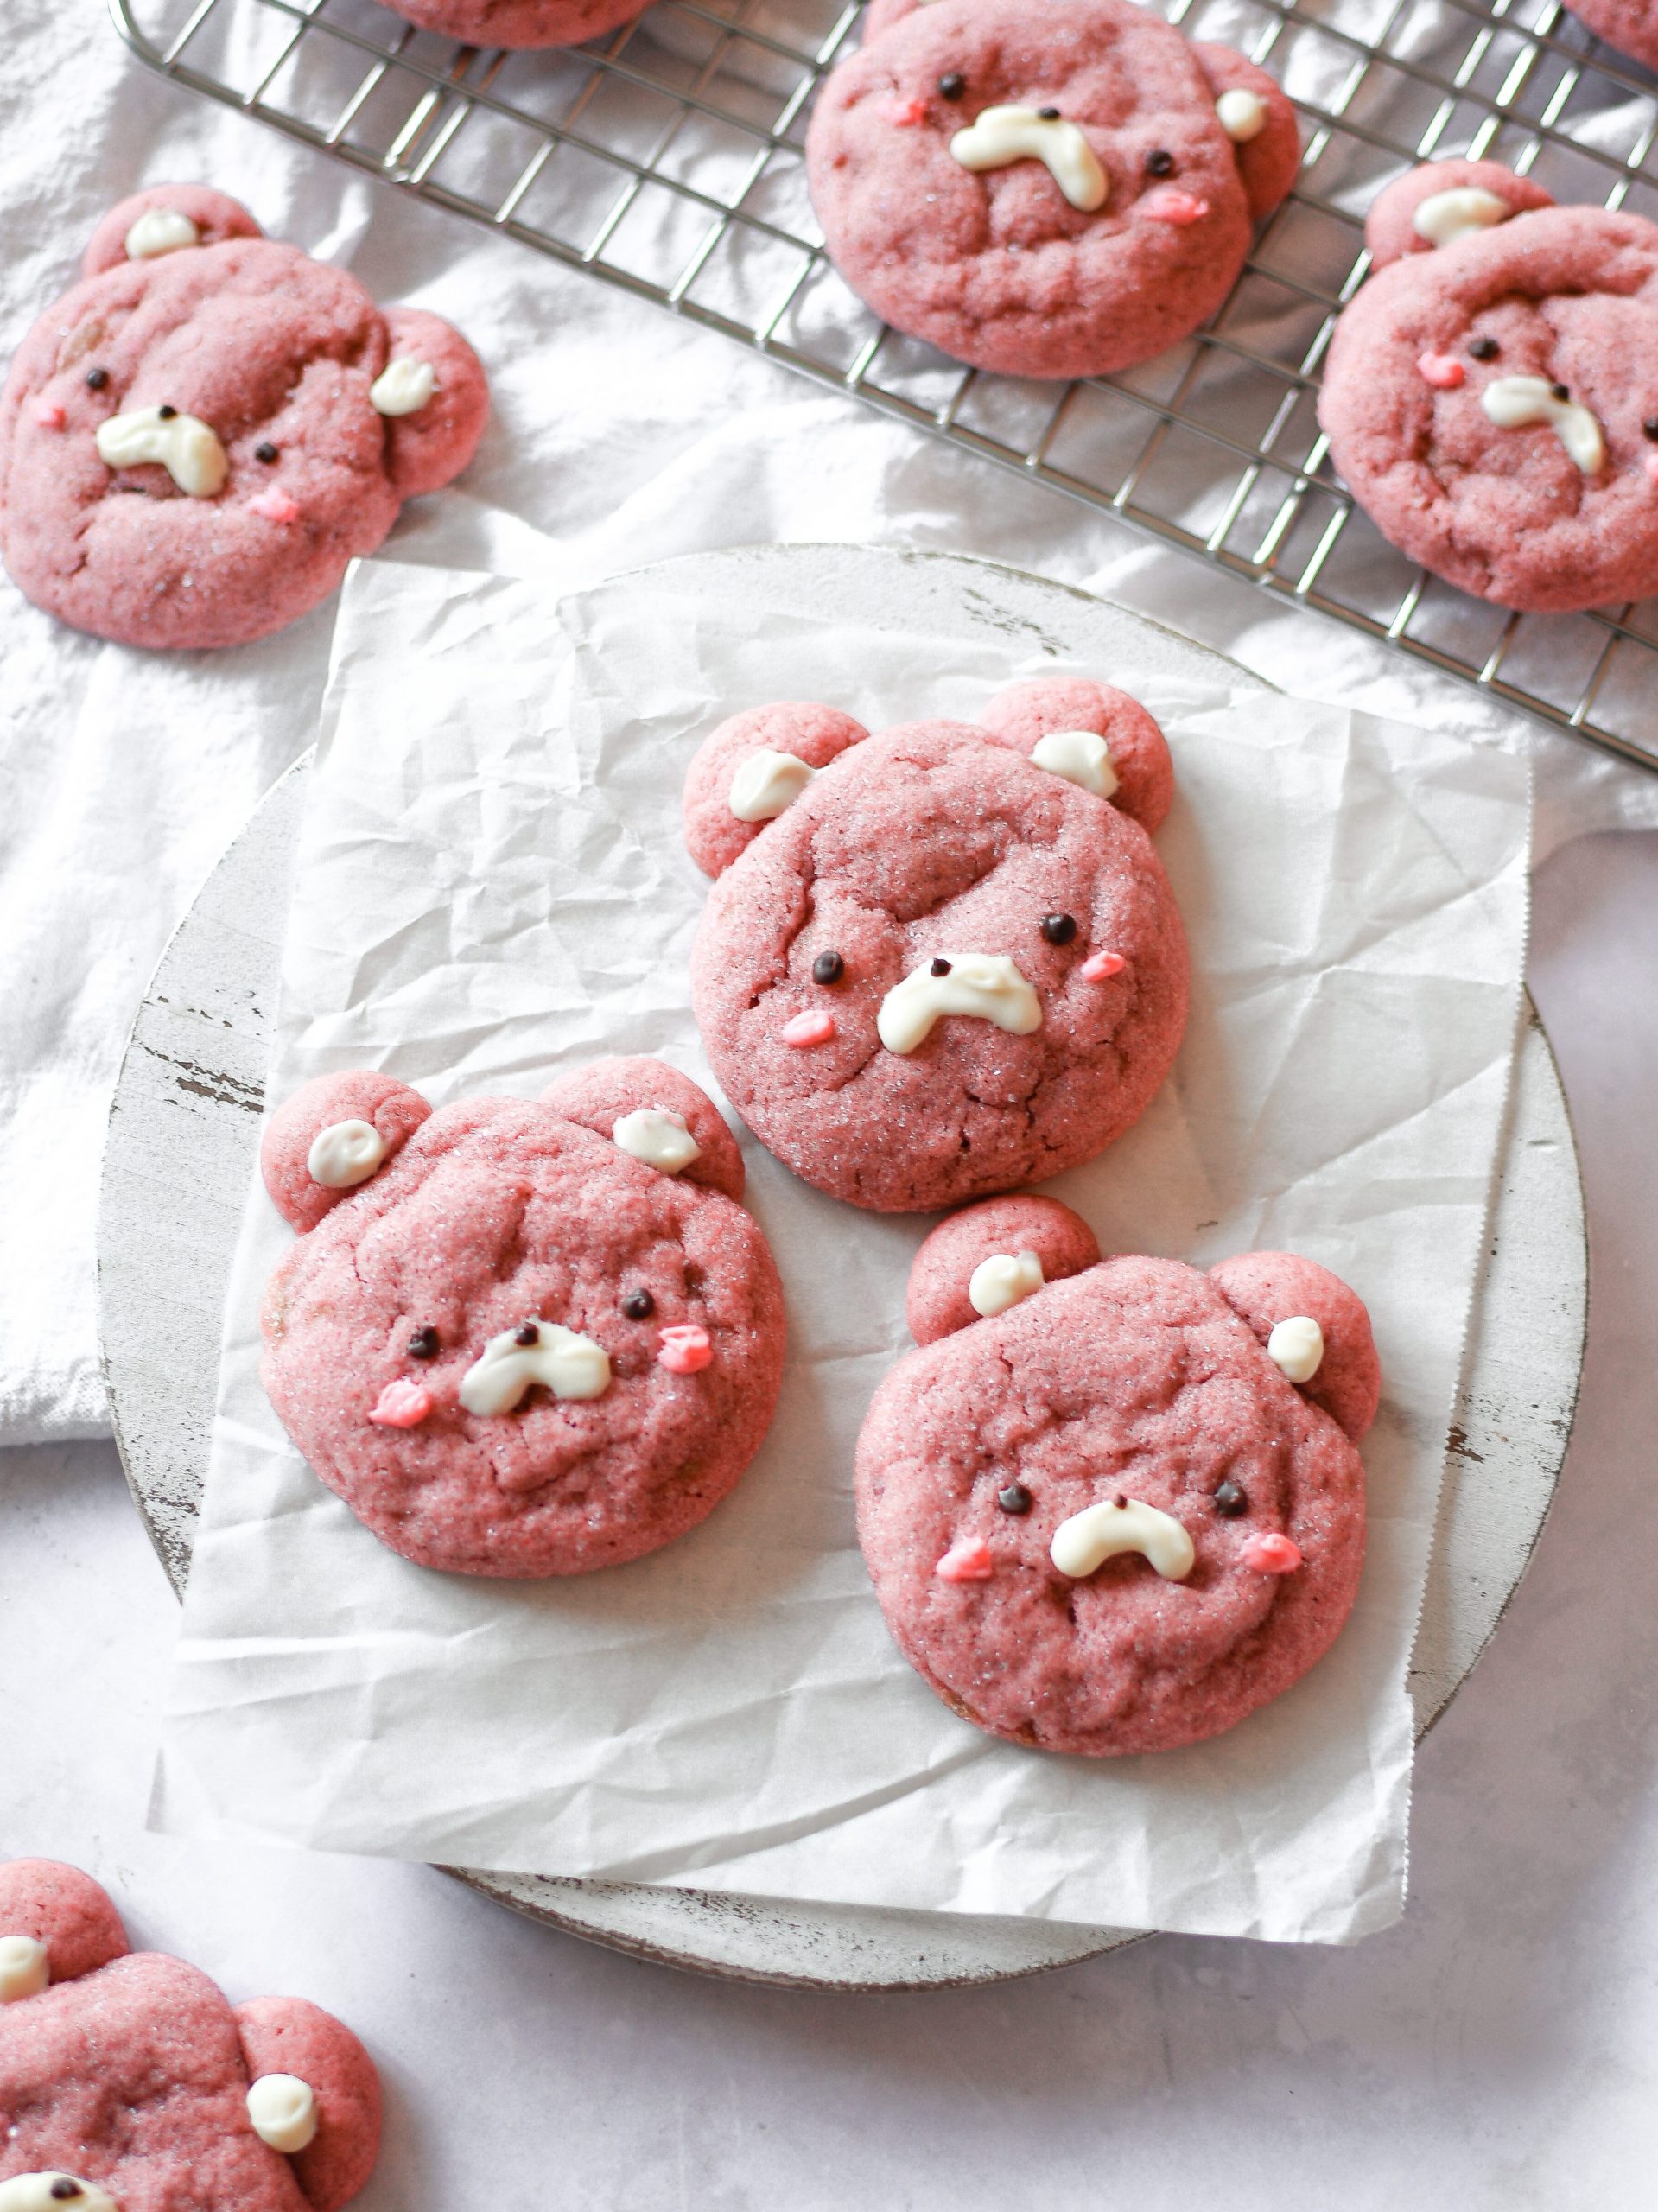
[0, 186, 489, 650]
[0, 1859, 379, 2212]
[805, 0, 1300, 378]
[1320, 160, 1658, 613]
[259, 1058, 785, 1577]
[683, 675, 1189, 1213]
[857, 1197, 1380, 1755]
[370, 0, 651, 45]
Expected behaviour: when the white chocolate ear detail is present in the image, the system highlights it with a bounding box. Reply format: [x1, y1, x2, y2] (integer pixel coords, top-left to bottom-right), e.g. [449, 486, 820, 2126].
[728, 749, 817, 823]
[1030, 728, 1118, 798]
[124, 207, 201, 258]
[1411, 185, 1511, 248]
[307, 1118, 387, 1190]
[460, 1322, 611, 1414]
[1267, 1314, 1324, 1382]
[1051, 1498, 1195, 1581]
[950, 107, 1109, 213]
[877, 954, 1042, 1055]
[1216, 88, 1267, 143]
[370, 358, 438, 416]
[246, 2073, 319, 2155]
[968, 1250, 1045, 1318]
[0, 2178, 121, 2212]
[1480, 376, 1605, 474]
[613, 1107, 702, 1174]
[0, 1936, 48, 2002]
[95, 406, 227, 497]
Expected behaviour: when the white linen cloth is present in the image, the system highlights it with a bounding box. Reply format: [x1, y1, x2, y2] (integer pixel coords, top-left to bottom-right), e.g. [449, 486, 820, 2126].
[3, 0, 1655, 1446]
[150, 556, 1528, 1943]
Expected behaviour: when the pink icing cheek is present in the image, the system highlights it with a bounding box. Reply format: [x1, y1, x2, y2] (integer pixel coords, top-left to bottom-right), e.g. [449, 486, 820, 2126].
[889, 96, 928, 126]
[1139, 189, 1209, 226]
[1417, 353, 1465, 391]
[1241, 1532, 1302, 1573]
[370, 1379, 435, 1428]
[657, 1324, 713, 1375]
[935, 1536, 994, 1581]
[247, 487, 302, 524]
[1081, 950, 1126, 982]
[1644, 454, 1658, 486]
[781, 1008, 836, 1046]
[31, 397, 67, 429]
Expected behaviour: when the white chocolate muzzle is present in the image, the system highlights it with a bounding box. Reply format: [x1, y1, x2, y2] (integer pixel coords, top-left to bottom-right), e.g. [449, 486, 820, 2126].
[877, 954, 1042, 1055]
[1050, 1497, 1195, 1581]
[1479, 375, 1605, 474]
[95, 405, 227, 497]
[460, 1322, 611, 1414]
[0, 2180, 120, 2212]
[950, 106, 1109, 213]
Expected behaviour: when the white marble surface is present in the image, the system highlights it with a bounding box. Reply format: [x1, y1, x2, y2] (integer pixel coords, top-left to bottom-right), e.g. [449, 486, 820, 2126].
[3, 829, 1653, 2209]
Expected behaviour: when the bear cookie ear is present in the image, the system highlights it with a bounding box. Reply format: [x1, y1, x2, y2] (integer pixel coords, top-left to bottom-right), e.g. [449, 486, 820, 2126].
[1209, 1250, 1381, 1442]
[81, 186, 264, 277]
[906, 1195, 1102, 1345]
[539, 1056, 746, 1200]
[1190, 47, 1302, 222]
[682, 702, 870, 878]
[0, 1859, 130, 1997]
[979, 676, 1175, 833]
[260, 1072, 432, 1233]
[1363, 159, 1554, 271]
[235, 1996, 383, 2212]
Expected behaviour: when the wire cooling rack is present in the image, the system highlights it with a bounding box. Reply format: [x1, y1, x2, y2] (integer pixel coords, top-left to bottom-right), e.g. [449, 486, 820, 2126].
[112, 0, 1658, 773]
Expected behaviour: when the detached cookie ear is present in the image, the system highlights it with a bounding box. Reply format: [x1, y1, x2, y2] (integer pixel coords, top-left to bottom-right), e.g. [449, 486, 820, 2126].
[1209, 1250, 1381, 1442]
[907, 1196, 1101, 1346]
[1363, 159, 1553, 271]
[236, 1996, 382, 2212]
[1191, 47, 1301, 223]
[81, 185, 263, 277]
[374, 308, 490, 499]
[683, 702, 868, 878]
[539, 1056, 746, 1200]
[261, 1072, 431, 1234]
[980, 677, 1174, 834]
[0, 1859, 129, 1995]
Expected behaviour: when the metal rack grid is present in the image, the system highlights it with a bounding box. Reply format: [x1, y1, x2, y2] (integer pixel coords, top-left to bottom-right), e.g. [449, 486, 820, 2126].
[112, 0, 1658, 774]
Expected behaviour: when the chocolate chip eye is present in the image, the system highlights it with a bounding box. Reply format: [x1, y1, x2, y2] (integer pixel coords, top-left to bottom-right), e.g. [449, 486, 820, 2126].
[998, 1482, 1032, 1515]
[1037, 105, 1060, 119]
[1144, 148, 1174, 177]
[938, 71, 965, 99]
[1551, 382, 1569, 402]
[1468, 335, 1498, 361]
[514, 1321, 540, 1346]
[622, 1288, 655, 1319]
[930, 957, 952, 976]
[255, 441, 279, 463]
[158, 403, 178, 420]
[85, 366, 109, 391]
[1039, 912, 1077, 945]
[812, 949, 845, 985]
[408, 1325, 440, 1361]
[1213, 1479, 1248, 1516]
[1645, 417, 1658, 442]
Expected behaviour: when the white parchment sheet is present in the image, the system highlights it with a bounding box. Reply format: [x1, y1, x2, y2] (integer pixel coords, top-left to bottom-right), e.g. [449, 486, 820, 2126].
[154, 555, 1531, 1943]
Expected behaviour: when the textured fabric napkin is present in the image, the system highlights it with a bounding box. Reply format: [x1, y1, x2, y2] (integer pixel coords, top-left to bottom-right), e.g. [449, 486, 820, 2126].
[2, 0, 1654, 1446]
